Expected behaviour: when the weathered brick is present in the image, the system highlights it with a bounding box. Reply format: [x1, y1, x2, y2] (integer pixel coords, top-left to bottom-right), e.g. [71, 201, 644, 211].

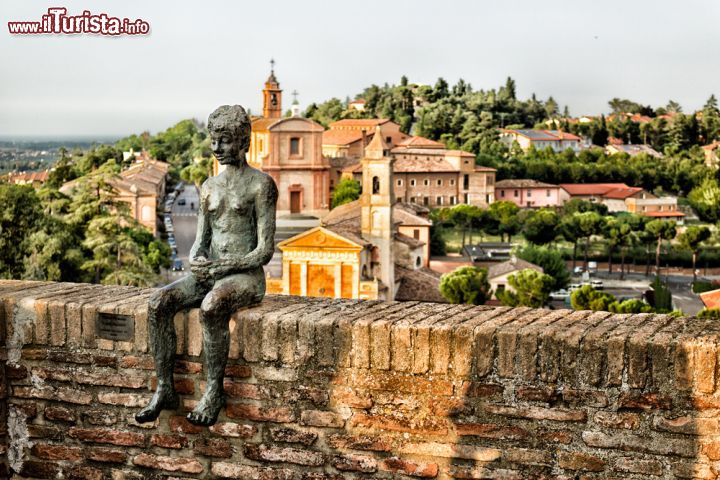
[225, 364, 251, 378]
[458, 382, 504, 398]
[87, 447, 128, 463]
[244, 443, 325, 466]
[209, 422, 257, 438]
[194, 437, 233, 458]
[133, 453, 203, 474]
[97, 392, 151, 407]
[449, 466, 522, 480]
[20, 460, 61, 479]
[333, 370, 452, 396]
[618, 392, 671, 410]
[270, 427, 317, 445]
[43, 405, 76, 423]
[301, 409, 345, 428]
[380, 457, 439, 478]
[150, 434, 188, 449]
[327, 434, 393, 452]
[32, 444, 83, 461]
[653, 415, 720, 435]
[515, 386, 558, 403]
[594, 411, 640, 430]
[169, 415, 205, 434]
[613, 457, 663, 476]
[456, 423, 529, 440]
[67, 465, 103, 480]
[562, 389, 609, 407]
[14, 385, 92, 405]
[582, 431, 694, 457]
[350, 412, 448, 436]
[68, 427, 145, 447]
[332, 453, 377, 473]
[330, 386, 372, 409]
[558, 451, 606, 472]
[226, 403, 295, 423]
[211, 462, 296, 480]
[398, 442, 501, 462]
[83, 409, 118, 426]
[224, 380, 267, 399]
[484, 404, 586, 422]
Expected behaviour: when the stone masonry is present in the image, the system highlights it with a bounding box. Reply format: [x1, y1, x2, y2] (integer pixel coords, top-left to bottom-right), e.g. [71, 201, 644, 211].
[1, 280, 720, 479]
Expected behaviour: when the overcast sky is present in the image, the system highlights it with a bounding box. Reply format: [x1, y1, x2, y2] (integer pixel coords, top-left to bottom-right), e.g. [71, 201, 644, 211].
[1, 0, 719, 138]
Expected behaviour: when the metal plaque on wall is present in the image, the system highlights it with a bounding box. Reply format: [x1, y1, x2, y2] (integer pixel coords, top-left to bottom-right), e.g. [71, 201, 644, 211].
[96, 312, 135, 341]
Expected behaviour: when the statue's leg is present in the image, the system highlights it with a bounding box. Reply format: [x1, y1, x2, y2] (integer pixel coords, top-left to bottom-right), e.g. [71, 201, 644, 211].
[136, 275, 205, 423]
[187, 269, 265, 426]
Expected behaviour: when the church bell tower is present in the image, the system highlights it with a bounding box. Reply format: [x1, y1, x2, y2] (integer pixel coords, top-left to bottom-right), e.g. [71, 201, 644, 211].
[361, 126, 395, 299]
[262, 59, 282, 119]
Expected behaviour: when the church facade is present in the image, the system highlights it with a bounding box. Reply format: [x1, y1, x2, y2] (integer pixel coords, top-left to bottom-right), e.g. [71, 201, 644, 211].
[214, 64, 331, 217]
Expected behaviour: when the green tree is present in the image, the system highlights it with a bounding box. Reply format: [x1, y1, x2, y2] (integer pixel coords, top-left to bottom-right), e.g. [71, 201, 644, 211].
[180, 157, 212, 189]
[448, 204, 483, 247]
[645, 220, 677, 276]
[678, 225, 712, 282]
[439, 266, 491, 305]
[571, 285, 615, 311]
[487, 201, 520, 243]
[698, 308, 720, 319]
[604, 216, 634, 275]
[688, 177, 720, 223]
[0, 184, 45, 279]
[608, 299, 653, 314]
[575, 211, 605, 270]
[516, 245, 570, 290]
[304, 98, 346, 127]
[331, 178, 361, 209]
[496, 268, 554, 307]
[521, 208, 559, 245]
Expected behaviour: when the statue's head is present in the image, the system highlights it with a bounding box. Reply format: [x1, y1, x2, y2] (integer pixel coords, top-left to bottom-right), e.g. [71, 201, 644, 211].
[208, 105, 251, 165]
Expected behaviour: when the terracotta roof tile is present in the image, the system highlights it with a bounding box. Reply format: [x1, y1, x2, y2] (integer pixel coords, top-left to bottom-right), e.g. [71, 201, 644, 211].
[322, 129, 366, 146]
[700, 289, 720, 309]
[328, 118, 391, 128]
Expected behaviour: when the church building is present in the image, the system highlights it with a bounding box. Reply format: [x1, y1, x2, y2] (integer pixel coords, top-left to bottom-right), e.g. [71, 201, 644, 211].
[214, 62, 331, 217]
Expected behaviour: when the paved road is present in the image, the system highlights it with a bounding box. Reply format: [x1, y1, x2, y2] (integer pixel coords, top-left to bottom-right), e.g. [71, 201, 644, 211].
[161, 184, 199, 284]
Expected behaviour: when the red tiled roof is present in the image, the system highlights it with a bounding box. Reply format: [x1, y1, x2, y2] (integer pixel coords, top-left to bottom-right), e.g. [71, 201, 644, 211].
[643, 211, 685, 218]
[607, 137, 624, 145]
[700, 289, 720, 309]
[559, 183, 644, 199]
[9, 170, 49, 183]
[396, 136, 445, 149]
[252, 117, 279, 131]
[322, 129, 366, 146]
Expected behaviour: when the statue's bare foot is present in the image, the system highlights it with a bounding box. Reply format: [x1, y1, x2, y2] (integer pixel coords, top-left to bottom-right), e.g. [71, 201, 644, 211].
[187, 388, 225, 426]
[135, 387, 179, 423]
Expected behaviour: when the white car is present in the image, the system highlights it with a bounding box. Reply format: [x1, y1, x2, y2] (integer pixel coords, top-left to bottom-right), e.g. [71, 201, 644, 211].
[591, 280, 604, 290]
[549, 289, 570, 301]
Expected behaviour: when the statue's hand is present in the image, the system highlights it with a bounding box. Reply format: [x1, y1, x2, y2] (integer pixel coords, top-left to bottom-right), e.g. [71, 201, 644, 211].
[190, 256, 213, 283]
[208, 259, 237, 279]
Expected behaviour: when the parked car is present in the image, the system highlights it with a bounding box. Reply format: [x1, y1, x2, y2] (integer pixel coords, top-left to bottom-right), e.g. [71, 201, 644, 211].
[569, 283, 582, 291]
[591, 280, 604, 290]
[588, 261, 598, 273]
[172, 259, 184, 271]
[178, 198, 186, 206]
[549, 289, 570, 301]
[573, 266, 584, 274]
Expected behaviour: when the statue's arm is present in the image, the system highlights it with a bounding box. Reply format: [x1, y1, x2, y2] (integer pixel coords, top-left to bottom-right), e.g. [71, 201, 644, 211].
[189, 184, 211, 261]
[228, 176, 278, 272]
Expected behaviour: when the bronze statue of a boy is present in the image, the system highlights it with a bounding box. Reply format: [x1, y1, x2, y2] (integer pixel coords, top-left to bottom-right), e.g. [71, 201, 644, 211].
[136, 105, 278, 426]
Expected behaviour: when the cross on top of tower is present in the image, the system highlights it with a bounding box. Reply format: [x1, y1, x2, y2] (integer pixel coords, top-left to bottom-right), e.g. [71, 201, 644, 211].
[270, 58, 275, 73]
[291, 90, 299, 104]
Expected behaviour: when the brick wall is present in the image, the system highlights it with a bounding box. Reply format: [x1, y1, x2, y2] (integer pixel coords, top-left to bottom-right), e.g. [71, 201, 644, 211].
[1, 280, 719, 479]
